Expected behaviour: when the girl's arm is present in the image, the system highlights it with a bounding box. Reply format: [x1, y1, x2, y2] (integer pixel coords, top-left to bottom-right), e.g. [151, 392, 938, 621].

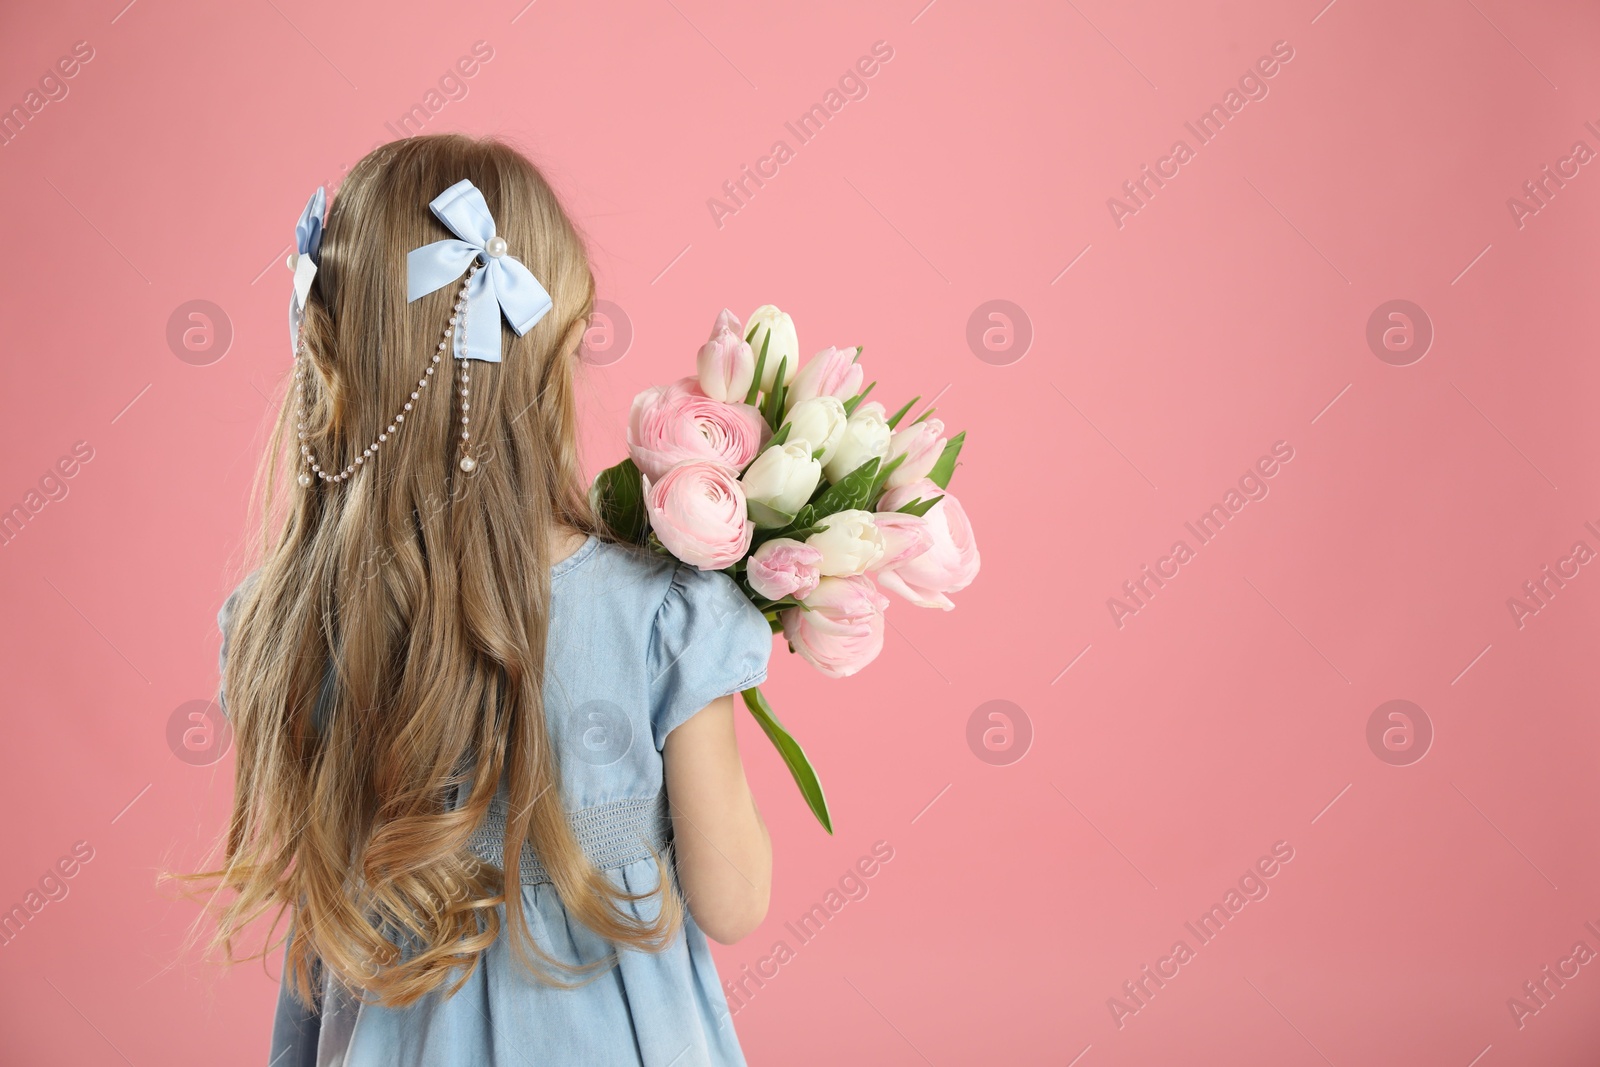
[663, 693, 772, 944]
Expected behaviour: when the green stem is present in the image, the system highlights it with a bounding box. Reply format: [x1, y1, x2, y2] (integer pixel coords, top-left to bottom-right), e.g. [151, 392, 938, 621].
[740, 687, 832, 834]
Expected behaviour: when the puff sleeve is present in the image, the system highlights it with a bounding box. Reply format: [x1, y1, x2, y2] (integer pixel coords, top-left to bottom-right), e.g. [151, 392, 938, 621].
[647, 564, 773, 750]
[216, 570, 260, 718]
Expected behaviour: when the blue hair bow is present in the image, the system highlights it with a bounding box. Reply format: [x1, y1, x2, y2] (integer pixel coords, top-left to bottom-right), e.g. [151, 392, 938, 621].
[406, 179, 553, 363]
[288, 187, 325, 351]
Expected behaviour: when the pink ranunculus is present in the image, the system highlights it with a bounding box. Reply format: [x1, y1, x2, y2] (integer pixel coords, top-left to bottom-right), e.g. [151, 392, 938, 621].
[884, 416, 946, 490]
[628, 377, 769, 480]
[786, 346, 865, 409]
[746, 537, 823, 601]
[868, 511, 933, 572]
[644, 461, 754, 570]
[781, 575, 890, 678]
[698, 312, 756, 402]
[873, 479, 980, 610]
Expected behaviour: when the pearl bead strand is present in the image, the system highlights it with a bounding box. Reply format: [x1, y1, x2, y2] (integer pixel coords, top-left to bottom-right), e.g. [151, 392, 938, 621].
[457, 353, 475, 473]
[295, 264, 483, 486]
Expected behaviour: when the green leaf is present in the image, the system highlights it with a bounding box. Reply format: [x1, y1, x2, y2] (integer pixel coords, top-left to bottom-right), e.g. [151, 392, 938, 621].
[782, 523, 829, 541]
[591, 458, 649, 544]
[927, 430, 966, 490]
[754, 503, 818, 548]
[745, 321, 759, 343]
[810, 457, 879, 518]
[911, 406, 937, 425]
[747, 498, 796, 529]
[896, 494, 944, 517]
[767, 503, 817, 537]
[842, 380, 876, 417]
[886, 395, 920, 430]
[868, 452, 905, 501]
[744, 332, 771, 406]
[762, 356, 789, 428]
[742, 687, 832, 834]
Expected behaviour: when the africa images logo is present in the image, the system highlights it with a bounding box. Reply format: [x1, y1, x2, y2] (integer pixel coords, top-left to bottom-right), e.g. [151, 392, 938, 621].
[1105, 40, 1296, 229]
[705, 41, 896, 230]
[1106, 840, 1296, 1029]
[1106, 441, 1295, 629]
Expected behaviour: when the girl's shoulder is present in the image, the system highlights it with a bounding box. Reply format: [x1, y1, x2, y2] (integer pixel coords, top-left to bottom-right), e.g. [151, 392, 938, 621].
[565, 537, 773, 748]
[216, 567, 264, 713]
[576, 537, 769, 641]
[217, 566, 262, 635]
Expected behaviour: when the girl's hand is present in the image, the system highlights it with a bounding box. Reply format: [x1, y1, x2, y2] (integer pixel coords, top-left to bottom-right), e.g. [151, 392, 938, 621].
[663, 694, 772, 943]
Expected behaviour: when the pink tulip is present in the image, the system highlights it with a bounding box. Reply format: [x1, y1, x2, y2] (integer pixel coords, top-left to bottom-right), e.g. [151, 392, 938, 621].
[781, 575, 889, 678]
[873, 479, 980, 610]
[786, 346, 865, 409]
[884, 417, 946, 490]
[708, 308, 742, 339]
[698, 311, 756, 402]
[628, 377, 769, 480]
[869, 511, 933, 572]
[746, 537, 823, 601]
[644, 460, 754, 570]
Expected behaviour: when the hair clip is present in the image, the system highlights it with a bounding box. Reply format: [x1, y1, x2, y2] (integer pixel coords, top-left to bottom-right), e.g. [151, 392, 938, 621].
[286, 187, 326, 354]
[406, 178, 553, 363]
[294, 178, 551, 488]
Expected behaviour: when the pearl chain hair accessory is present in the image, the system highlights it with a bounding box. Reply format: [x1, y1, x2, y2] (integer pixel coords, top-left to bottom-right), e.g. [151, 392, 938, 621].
[294, 263, 481, 485]
[286, 176, 554, 488]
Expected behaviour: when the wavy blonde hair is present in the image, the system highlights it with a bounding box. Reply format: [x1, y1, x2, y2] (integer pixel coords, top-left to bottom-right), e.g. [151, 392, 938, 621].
[189, 134, 679, 1008]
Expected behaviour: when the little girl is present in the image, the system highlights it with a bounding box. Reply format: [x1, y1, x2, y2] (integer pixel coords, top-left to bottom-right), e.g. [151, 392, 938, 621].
[204, 133, 775, 1066]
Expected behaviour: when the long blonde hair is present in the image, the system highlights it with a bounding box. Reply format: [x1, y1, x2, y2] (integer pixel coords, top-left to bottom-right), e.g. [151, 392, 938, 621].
[193, 134, 679, 1008]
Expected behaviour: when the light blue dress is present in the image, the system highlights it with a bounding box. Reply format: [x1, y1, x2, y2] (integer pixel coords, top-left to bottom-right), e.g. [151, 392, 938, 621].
[216, 535, 773, 1067]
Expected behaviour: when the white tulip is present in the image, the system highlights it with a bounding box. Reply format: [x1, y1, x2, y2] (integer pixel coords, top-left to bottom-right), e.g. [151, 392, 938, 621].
[746, 305, 799, 392]
[823, 400, 891, 483]
[740, 439, 822, 523]
[805, 509, 885, 577]
[784, 396, 848, 465]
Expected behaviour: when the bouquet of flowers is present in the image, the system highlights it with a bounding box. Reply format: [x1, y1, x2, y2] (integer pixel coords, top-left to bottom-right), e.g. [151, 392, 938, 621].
[590, 305, 980, 832]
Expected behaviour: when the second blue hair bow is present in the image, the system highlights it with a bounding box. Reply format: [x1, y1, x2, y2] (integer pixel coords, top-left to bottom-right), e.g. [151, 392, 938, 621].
[288, 186, 325, 351]
[406, 179, 553, 363]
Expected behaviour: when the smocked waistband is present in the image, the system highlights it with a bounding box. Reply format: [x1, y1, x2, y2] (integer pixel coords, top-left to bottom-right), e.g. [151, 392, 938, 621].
[465, 792, 670, 886]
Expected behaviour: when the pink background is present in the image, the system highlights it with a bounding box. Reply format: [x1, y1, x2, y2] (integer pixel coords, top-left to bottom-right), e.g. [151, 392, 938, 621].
[2, 0, 1598, 1063]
